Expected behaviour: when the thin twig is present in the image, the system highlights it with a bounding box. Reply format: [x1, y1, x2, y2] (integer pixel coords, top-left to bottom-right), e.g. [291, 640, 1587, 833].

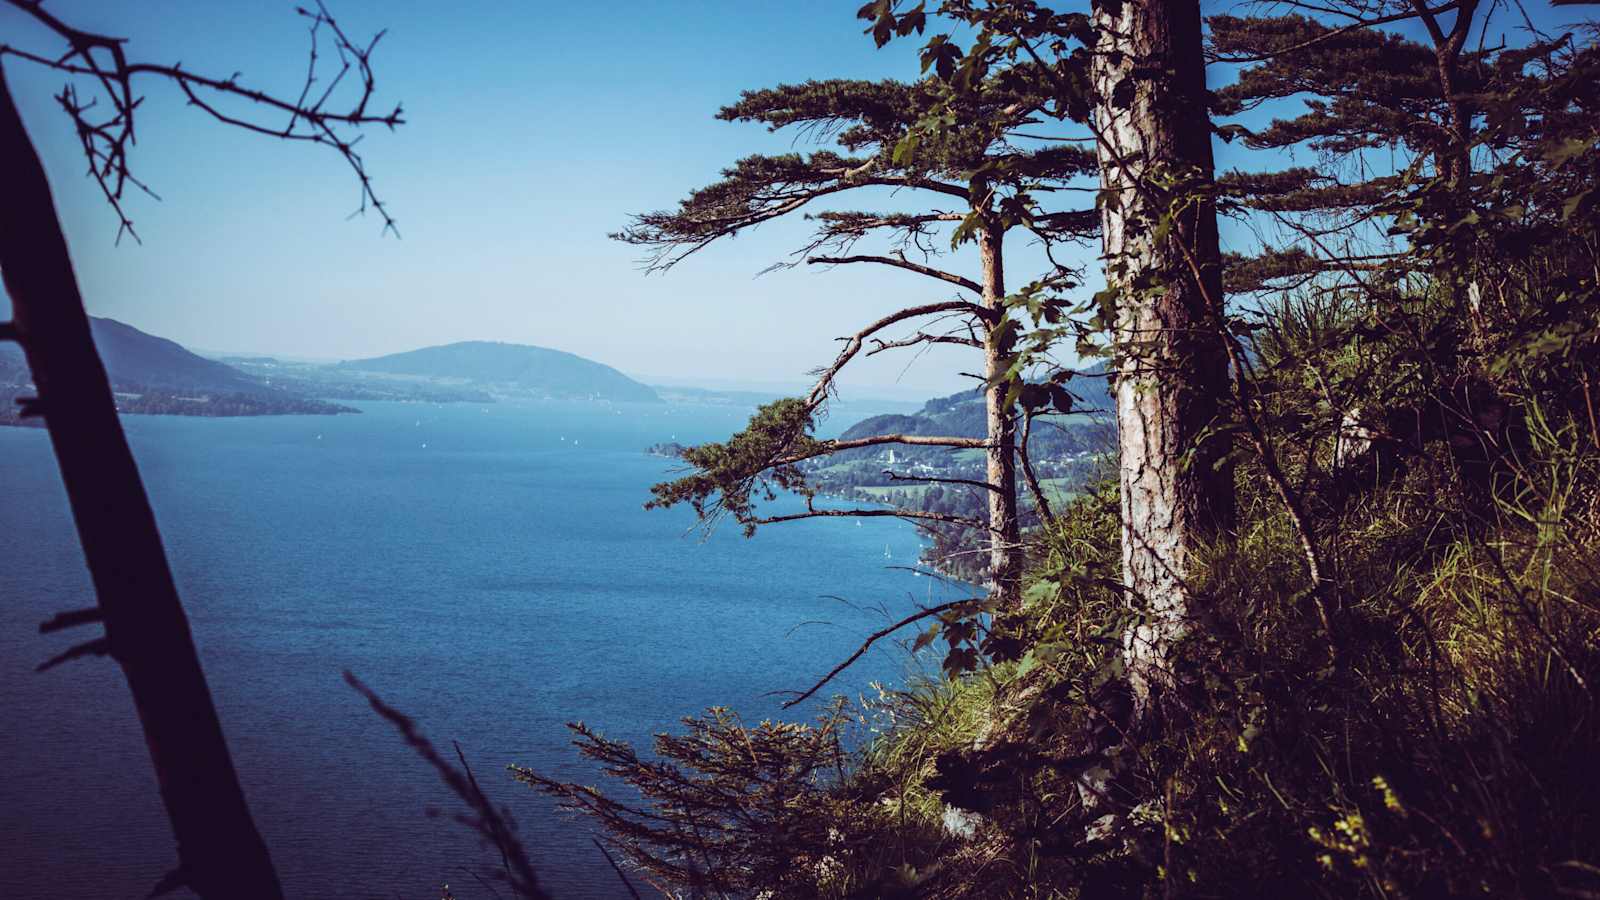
[778, 598, 981, 708]
[592, 838, 645, 900]
[345, 672, 551, 899]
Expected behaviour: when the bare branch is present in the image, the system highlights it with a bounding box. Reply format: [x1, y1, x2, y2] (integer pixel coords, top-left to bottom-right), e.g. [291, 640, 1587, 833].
[800, 299, 987, 413]
[883, 470, 1001, 493]
[867, 330, 983, 356]
[806, 252, 983, 293]
[0, 0, 404, 239]
[778, 598, 983, 708]
[36, 635, 111, 672]
[1017, 412, 1055, 524]
[776, 433, 990, 466]
[755, 506, 984, 528]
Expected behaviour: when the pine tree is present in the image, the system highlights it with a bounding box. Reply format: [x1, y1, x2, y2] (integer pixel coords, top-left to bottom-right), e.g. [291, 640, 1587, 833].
[878, 0, 1238, 709]
[1206, 4, 1589, 480]
[1206, 2, 1576, 288]
[1085, 0, 1236, 710]
[621, 73, 1098, 608]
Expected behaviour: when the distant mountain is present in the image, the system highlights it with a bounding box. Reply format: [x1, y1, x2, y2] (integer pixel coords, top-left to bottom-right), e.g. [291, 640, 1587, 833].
[226, 356, 497, 404]
[339, 341, 660, 403]
[0, 318, 353, 425]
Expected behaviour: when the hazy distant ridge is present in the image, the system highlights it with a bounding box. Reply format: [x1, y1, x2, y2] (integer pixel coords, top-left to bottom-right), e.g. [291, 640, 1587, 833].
[340, 341, 660, 402]
[0, 317, 265, 394]
[0, 318, 353, 423]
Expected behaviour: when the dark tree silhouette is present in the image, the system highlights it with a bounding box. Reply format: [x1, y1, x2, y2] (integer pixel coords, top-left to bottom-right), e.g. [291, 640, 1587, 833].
[0, 3, 401, 896]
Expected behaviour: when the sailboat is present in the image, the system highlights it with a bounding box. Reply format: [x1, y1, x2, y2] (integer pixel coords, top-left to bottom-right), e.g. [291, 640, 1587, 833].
[884, 544, 892, 559]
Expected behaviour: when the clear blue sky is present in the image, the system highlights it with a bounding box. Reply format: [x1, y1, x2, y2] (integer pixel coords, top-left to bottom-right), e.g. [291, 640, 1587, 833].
[1, 0, 998, 396]
[1, 1, 1587, 395]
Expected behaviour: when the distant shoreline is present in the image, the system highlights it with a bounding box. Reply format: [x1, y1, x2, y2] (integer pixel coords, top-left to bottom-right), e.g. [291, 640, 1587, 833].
[0, 386, 357, 428]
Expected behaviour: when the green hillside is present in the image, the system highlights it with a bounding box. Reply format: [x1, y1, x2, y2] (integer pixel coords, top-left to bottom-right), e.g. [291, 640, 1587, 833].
[832, 374, 1114, 466]
[1, 318, 353, 424]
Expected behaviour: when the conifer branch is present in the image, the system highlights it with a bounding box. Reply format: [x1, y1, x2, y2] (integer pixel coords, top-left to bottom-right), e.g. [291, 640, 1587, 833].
[777, 598, 982, 709]
[346, 672, 550, 900]
[1207, 4, 1461, 64]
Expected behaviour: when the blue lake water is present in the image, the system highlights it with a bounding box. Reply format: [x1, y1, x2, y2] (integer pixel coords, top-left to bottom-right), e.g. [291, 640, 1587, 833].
[0, 398, 963, 899]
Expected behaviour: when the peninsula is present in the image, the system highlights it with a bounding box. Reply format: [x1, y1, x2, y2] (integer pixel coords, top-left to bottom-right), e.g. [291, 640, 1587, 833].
[0, 318, 354, 426]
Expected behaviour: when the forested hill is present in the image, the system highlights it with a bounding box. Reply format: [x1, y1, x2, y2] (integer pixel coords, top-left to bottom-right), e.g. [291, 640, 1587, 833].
[0, 318, 352, 424]
[339, 341, 660, 403]
[833, 371, 1114, 462]
[0, 317, 263, 394]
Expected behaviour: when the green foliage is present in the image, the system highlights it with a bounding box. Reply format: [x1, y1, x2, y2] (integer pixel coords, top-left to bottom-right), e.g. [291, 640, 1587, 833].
[646, 398, 822, 535]
[622, 4, 1106, 575]
[815, 386, 1600, 899]
[1210, 14, 1448, 155]
[864, 0, 1105, 369]
[615, 71, 1094, 271]
[523, 5, 1600, 899]
[514, 700, 950, 899]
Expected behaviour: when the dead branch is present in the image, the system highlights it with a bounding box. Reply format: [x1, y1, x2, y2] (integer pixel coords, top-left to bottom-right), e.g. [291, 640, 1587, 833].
[778, 598, 983, 708]
[867, 330, 984, 355]
[755, 503, 985, 529]
[0, 0, 404, 240]
[806, 252, 983, 294]
[883, 469, 1001, 493]
[776, 432, 990, 466]
[799, 300, 988, 414]
[1018, 411, 1056, 524]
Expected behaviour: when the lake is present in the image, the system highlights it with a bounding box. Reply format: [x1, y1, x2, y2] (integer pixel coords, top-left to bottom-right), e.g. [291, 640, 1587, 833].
[0, 398, 964, 899]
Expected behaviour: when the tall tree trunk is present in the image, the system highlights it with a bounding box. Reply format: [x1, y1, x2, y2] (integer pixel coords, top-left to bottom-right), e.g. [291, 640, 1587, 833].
[1409, 0, 1480, 186]
[979, 224, 1022, 609]
[0, 64, 284, 899]
[1091, 0, 1234, 714]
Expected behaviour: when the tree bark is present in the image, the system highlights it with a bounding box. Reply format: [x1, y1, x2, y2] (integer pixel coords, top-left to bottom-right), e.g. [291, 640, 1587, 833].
[1091, 0, 1234, 712]
[1409, 0, 1480, 185]
[0, 63, 283, 899]
[979, 224, 1022, 609]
